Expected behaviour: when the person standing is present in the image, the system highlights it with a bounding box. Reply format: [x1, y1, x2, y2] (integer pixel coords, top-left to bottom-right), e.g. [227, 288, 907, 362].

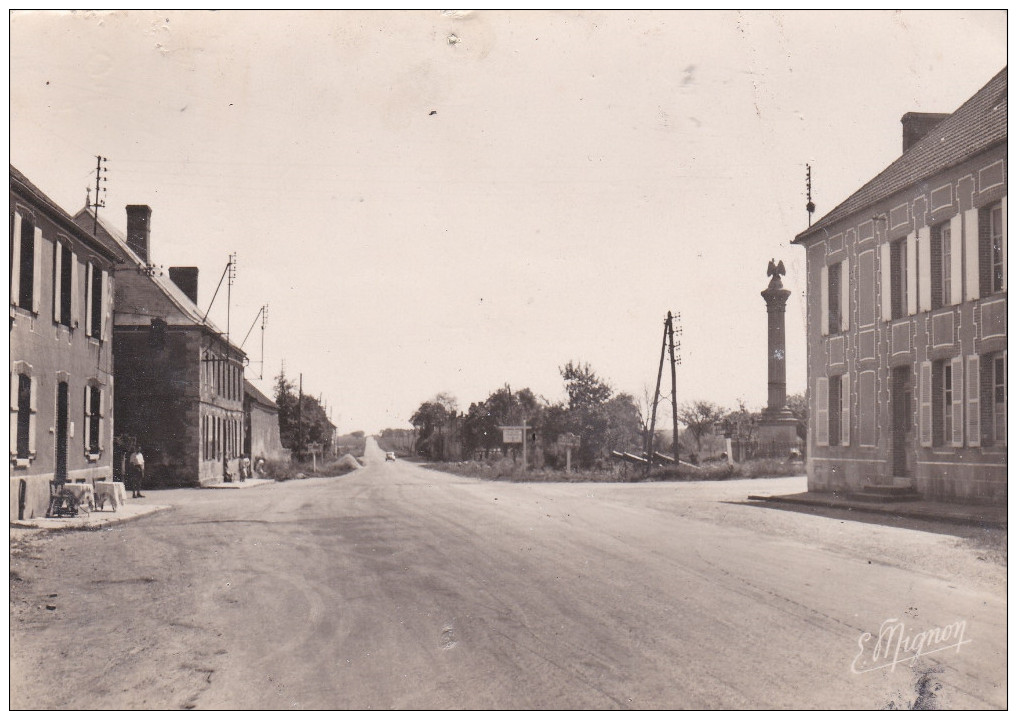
[128, 448, 145, 498]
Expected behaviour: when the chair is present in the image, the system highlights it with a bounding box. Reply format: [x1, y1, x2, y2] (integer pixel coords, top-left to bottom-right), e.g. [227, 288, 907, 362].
[46, 480, 79, 518]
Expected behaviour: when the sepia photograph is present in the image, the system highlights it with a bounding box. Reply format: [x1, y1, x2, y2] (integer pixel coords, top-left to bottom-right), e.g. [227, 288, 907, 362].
[9, 10, 1007, 709]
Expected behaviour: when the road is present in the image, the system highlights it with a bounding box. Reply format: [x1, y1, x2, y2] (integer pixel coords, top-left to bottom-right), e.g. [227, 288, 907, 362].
[10, 438, 1006, 709]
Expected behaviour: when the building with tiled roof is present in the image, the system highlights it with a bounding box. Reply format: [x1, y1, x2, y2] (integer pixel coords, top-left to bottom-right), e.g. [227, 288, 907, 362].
[72, 203, 247, 488]
[10, 166, 122, 520]
[793, 68, 1006, 503]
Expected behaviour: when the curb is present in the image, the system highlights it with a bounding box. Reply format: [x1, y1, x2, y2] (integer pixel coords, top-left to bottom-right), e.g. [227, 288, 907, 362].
[10, 504, 172, 531]
[747, 494, 1007, 529]
[202, 478, 275, 490]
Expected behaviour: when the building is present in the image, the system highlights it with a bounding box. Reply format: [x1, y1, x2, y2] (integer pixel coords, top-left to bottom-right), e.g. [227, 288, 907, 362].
[72, 204, 247, 488]
[10, 166, 120, 520]
[792, 68, 1006, 503]
[244, 379, 287, 464]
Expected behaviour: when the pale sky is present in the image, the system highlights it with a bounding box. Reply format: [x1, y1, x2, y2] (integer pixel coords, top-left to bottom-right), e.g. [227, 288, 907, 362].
[9, 10, 1007, 434]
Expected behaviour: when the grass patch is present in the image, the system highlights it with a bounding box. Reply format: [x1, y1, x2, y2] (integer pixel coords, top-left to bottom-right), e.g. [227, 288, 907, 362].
[262, 456, 362, 482]
[424, 457, 805, 483]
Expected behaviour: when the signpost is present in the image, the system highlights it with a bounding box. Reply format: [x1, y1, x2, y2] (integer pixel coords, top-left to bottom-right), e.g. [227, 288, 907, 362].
[557, 433, 580, 474]
[500, 421, 532, 469]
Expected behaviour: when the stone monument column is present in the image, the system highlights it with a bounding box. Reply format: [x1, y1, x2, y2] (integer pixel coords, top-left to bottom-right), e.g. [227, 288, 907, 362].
[758, 259, 799, 446]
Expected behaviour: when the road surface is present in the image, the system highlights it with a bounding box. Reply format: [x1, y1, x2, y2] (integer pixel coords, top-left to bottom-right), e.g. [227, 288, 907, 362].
[10, 439, 1006, 709]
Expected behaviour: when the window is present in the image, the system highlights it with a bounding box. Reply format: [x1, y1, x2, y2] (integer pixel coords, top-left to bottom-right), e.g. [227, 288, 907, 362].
[992, 354, 1006, 444]
[931, 222, 951, 308]
[828, 261, 842, 334]
[890, 239, 908, 319]
[84, 385, 103, 457]
[930, 358, 963, 447]
[53, 242, 73, 327]
[990, 204, 1004, 293]
[89, 264, 103, 339]
[10, 211, 36, 311]
[980, 202, 1006, 296]
[9, 371, 36, 461]
[828, 376, 842, 446]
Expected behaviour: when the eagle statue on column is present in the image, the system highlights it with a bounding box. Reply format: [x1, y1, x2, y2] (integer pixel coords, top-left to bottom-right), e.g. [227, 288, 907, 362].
[766, 258, 786, 288]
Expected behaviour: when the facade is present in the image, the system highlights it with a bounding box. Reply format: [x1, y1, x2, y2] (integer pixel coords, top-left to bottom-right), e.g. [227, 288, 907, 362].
[10, 166, 120, 521]
[72, 205, 247, 488]
[793, 68, 1007, 503]
[244, 379, 287, 463]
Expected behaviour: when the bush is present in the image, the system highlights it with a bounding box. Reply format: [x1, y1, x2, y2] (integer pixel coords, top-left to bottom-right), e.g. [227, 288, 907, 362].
[264, 456, 361, 482]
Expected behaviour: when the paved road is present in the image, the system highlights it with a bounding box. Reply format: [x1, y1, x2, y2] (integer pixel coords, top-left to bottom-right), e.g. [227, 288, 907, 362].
[10, 439, 1006, 709]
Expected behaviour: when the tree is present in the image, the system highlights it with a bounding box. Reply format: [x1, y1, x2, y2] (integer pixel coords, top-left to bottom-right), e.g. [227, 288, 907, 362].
[677, 400, 728, 452]
[410, 393, 459, 460]
[560, 361, 613, 411]
[786, 393, 808, 441]
[274, 366, 334, 457]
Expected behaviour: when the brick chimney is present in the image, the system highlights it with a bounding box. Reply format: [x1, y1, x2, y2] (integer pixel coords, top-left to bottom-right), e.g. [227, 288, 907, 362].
[168, 267, 199, 304]
[901, 112, 950, 153]
[125, 205, 152, 263]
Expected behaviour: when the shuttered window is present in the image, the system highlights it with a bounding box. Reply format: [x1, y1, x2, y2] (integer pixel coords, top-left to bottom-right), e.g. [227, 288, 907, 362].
[11, 373, 34, 459]
[16, 214, 36, 310]
[84, 385, 103, 456]
[919, 361, 933, 447]
[992, 353, 1006, 444]
[890, 239, 908, 320]
[53, 242, 73, 327]
[966, 355, 981, 447]
[828, 376, 842, 446]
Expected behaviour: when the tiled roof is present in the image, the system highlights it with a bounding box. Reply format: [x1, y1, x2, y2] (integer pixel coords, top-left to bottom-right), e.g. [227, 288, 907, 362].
[70, 206, 244, 355]
[794, 67, 1007, 243]
[10, 165, 122, 263]
[245, 380, 278, 410]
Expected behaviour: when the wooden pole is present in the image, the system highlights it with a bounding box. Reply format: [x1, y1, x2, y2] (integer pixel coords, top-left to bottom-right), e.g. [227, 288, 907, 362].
[667, 311, 680, 464]
[646, 315, 668, 474]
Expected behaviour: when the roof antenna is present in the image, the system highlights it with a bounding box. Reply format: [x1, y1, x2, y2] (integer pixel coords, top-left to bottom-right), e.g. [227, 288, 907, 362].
[806, 163, 815, 227]
[87, 155, 108, 236]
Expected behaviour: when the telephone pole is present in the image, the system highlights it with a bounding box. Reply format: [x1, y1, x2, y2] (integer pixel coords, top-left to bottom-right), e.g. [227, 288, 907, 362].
[647, 311, 682, 475]
[88, 155, 108, 236]
[668, 311, 681, 464]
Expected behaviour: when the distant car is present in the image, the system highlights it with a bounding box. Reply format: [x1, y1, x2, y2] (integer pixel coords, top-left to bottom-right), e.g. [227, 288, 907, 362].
[385, 451, 396, 462]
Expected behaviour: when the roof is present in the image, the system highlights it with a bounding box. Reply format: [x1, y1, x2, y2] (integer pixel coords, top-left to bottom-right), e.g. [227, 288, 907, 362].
[71, 206, 244, 356]
[245, 379, 278, 411]
[10, 165, 122, 264]
[794, 67, 1007, 244]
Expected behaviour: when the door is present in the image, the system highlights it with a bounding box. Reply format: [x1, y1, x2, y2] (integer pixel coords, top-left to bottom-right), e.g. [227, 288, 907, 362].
[891, 366, 912, 478]
[55, 381, 68, 482]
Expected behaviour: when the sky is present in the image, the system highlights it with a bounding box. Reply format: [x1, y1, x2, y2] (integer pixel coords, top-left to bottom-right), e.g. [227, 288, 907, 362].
[9, 10, 1007, 434]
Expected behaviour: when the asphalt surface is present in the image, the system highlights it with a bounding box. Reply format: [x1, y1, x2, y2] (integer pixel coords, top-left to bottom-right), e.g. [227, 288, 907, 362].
[9, 439, 1006, 709]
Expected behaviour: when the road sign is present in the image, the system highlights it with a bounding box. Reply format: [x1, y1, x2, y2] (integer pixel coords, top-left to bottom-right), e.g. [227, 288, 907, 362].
[502, 427, 523, 444]
[557, 433, 580, 447]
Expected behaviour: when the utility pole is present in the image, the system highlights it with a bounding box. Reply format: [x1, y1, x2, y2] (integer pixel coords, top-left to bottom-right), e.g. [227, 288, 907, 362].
[298, 373, 303, 461]
[667, 311, 680, 464]
[88, 155, 108, 236]
[646, 315, 668, 475]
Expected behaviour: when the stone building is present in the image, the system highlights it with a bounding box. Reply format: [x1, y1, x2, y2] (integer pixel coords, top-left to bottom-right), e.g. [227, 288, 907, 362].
[792, 68, 1006, 503]
[72, 205, 246, 488]
[244, 379, 287, 464]
[9, 166, 120, 520]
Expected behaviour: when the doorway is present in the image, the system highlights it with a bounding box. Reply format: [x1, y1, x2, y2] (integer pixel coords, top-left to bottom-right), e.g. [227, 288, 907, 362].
[55, 382, 69, 482]
[891, 366, 912, 478]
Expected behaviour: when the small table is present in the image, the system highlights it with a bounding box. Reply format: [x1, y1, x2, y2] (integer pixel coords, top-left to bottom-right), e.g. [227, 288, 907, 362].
[62, 483, 95, 512]
[93, 481, 127, 511]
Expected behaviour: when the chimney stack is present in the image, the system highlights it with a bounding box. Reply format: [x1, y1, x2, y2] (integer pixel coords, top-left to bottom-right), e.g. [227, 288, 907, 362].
[168, 267, 199, 304]
[126, 205, 152, 264]
[900, 112, 950, 153]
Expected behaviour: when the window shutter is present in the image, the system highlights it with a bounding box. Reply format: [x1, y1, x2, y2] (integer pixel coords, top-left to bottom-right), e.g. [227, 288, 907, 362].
[32, 226, 43, 314]
[83, 385, 91, 454]
[1001, 197, 1008, 291]
[816, 377, 829, 446]
[10, 212, 21, 305]
[840, 258, 850, 332]
[841, 373, 851, 446]
[919, 361, 933, 447]
[70, 253, 80, 328]
[820, 265, 829, 336]
[53, 241, 62, 323]
[100, 269, 109, 341]
[10, 372, 19, 456]
[950, 356, 964, 447]
[880, 242, 892, 321]
[964, 209, 979, 301]
[98, 388, 104, 452]
[28, 375, 38, 455]
[917, 227, 931, 311]
[906, 231, 918, 315]
[85, 262, 94, 336]
[949, 215, 963, 305]
[966, 355, 981, 447]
